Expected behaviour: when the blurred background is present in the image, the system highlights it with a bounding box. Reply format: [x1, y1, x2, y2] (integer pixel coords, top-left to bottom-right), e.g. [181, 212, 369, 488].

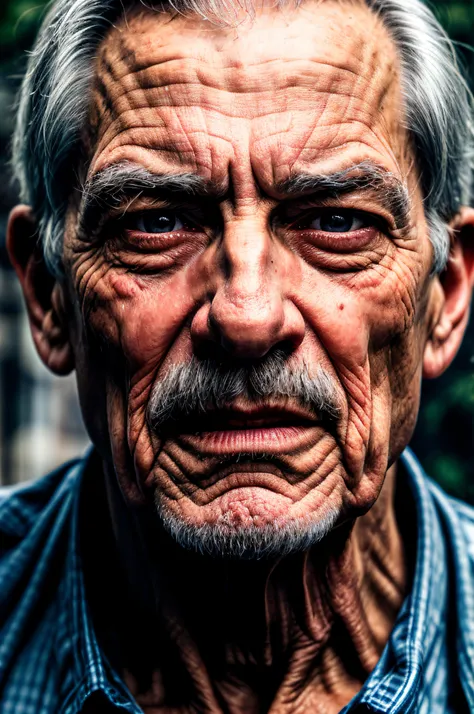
[0, 0, 473, 492]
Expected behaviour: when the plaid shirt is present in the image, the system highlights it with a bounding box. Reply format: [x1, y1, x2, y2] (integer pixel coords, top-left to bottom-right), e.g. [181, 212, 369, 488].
[0, 448, 474, 713]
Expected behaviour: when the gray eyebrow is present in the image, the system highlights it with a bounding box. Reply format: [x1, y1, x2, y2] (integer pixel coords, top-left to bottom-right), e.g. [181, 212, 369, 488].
[78, 162, 224, 233]
[78, 160, 411, 233]
[278, 161, 411, 230]
[83, 162, 219, 202]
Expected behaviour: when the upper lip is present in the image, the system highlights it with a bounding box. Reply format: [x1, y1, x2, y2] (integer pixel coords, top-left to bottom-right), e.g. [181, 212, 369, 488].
[169, 403, 320, 433]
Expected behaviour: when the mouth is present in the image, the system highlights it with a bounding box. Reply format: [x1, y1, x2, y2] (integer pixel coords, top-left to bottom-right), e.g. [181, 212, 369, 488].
[184, 405, 317, 430]
[164, 404, 326, 455]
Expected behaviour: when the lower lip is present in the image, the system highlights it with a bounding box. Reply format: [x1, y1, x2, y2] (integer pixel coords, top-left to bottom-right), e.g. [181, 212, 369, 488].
[178, 426, 323, 455]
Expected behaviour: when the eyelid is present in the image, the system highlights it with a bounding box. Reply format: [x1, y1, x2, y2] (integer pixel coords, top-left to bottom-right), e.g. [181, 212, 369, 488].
[109, 206, 223, 244]
[126, 209, 186, 232]
[120, 207, 205, 233]
[278, 206, 388, 233]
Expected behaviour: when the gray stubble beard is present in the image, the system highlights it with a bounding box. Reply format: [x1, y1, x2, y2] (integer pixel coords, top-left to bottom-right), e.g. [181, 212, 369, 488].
[154, 495, 341, 559]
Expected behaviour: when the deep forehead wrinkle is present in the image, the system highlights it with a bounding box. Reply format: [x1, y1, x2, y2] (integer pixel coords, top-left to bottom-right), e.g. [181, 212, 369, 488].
[87, 0, 406, 198]
[96, 7, 393, 96]
[91, 0, 398, 129]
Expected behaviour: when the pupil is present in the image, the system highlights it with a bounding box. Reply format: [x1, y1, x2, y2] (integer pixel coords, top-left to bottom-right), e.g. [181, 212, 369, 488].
[321, 213, 351, 232]
[141, 212, 176, 233]
[154, 214, 175, 232]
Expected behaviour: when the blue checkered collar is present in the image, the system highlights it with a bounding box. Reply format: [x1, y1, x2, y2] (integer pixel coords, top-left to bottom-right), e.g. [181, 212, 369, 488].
[57, 449, 474, 713]
[54, 457, 140, 714]
[344, 448, 474, 713]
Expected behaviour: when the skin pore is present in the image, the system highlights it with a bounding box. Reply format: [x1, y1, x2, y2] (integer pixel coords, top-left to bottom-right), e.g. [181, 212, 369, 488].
[7, 0, 474, 712]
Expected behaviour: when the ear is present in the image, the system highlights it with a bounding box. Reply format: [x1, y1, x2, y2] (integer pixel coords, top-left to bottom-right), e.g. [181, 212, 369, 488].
[423, 207, 474, 379]
[6, 205, 74, 376]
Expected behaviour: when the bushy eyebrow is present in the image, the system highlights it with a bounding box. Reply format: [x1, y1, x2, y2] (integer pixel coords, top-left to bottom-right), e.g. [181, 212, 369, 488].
[78, 160, 411, 233]
[278, 161, 411, 230]
[78, 162, 224, 233]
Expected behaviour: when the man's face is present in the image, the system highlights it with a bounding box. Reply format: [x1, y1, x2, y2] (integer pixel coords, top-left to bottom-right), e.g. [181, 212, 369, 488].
[62, 0, 436, 554]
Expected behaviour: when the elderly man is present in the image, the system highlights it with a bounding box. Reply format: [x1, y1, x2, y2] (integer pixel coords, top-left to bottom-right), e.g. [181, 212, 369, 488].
[2, 0, 474, 711]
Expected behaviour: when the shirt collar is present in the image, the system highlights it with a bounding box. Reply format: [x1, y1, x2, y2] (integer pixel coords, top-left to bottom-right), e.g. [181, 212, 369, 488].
[350, 448, 447, 712]
[56, 451, 140, 714]
[421, 456, 474, 711]
[347, 448, 474, 713]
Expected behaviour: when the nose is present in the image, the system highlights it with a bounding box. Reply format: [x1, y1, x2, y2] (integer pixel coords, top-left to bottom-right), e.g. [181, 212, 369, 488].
[191, 218, 305, 359]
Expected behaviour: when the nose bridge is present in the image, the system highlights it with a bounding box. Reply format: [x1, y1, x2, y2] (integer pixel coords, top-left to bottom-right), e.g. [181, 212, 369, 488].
[223, 215, 273, 300]
[209, 214, 286, 357]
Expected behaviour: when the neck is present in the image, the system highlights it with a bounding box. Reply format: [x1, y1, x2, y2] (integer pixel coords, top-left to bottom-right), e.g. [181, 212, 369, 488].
[85, 462, 407, 713]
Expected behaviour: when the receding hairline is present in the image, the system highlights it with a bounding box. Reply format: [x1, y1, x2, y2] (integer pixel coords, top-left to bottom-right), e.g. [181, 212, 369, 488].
[123, 0, 380, 27]
[103, 0, 395, 54]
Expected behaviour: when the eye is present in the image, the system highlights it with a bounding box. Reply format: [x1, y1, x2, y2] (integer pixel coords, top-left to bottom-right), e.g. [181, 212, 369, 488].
[132, 211, 185, 233]
[304, 210, 368, 233]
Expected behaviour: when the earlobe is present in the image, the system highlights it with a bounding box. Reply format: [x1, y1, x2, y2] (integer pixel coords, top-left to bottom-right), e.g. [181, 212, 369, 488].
[6, 205, 74, 376]
[423, 208, 474, 379]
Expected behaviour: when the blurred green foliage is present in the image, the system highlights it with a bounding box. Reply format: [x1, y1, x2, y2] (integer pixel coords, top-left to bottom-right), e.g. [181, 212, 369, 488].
[0, 2, 47, 57]
[0, 0, 473, 497]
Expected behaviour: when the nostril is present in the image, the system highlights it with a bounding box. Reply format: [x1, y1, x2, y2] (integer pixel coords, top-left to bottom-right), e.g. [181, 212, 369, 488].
[189, 303, 214, 354]
[276, 338, 301, 357]
[207, 307, 225, 342]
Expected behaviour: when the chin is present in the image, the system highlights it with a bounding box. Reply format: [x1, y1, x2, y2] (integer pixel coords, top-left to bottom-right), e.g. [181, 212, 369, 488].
[154, 495, 341, 560]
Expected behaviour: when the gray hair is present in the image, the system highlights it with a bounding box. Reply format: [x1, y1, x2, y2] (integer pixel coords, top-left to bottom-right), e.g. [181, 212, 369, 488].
[12, 0, 474, 276]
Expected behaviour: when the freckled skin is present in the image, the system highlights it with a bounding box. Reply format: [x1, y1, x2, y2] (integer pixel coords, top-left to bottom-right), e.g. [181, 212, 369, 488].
[15, 1, 470, 712]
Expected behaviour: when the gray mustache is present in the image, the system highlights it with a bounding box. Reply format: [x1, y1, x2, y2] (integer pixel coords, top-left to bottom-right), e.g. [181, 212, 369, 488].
[147, 351, 340, 432]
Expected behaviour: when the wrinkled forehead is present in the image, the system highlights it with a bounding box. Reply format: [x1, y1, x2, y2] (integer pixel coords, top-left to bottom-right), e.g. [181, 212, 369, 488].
[88, 0, 407, 189]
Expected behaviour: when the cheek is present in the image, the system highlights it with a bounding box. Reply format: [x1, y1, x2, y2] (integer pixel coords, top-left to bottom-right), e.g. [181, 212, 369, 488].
[73, 263, 199, 472]
[295, 257, 424, 485]
[296, 259, 420, 368]
[383, 302, 428, 459]
[82, 269, 196, 371]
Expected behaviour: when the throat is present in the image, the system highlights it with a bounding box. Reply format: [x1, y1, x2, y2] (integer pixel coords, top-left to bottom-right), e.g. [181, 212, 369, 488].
[128, 524, 405, 712]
